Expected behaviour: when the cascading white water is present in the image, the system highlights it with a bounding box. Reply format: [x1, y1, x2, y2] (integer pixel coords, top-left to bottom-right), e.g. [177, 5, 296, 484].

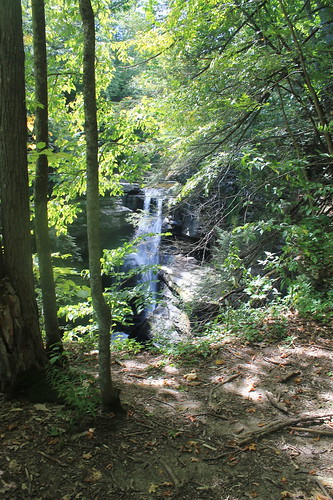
[131, 188, 164, 314]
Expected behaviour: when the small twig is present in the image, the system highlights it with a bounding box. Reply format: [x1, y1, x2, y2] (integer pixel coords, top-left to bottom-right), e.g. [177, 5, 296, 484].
[304, 344, 333, 352]
[109, 469, 125, 492]
[152, 398, 177, 410]
[209, 373, 241, 405]
[263, 476, 282, 489]
[289, 427, 333, 436]
[266, 391, 289, 414]
[263, 357, 291, 366]
[25, 468, 33, 495]
[37, 451, 69, 467]
[279, 370, 301, 383]
[192, 412, 229, 421]
[160, 458, 180, 490]
[201, 443, 218, 451]
[312, 476, 333, 500]
[113, 358, 126, 367]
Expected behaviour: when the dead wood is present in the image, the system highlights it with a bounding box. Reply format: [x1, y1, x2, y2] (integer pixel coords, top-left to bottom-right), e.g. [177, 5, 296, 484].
[263, 357, 291, 366]
[312, 476, 333, 500]
[279, 370, 301, 383]
[37, 451, 68, 467]
[236, 413, 333, 446]
[266, 391, 289, 414]
[289, 426, 333, 436]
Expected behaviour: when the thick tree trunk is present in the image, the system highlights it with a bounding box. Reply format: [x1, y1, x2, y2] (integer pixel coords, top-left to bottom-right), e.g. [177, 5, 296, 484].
[79, 0, 121, 412]
[31, 0, 62, 354]
[0, 0, 46, 392]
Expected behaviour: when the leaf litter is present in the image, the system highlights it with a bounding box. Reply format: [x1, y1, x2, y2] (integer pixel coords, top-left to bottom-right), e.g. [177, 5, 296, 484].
[0, 320, 333, 499]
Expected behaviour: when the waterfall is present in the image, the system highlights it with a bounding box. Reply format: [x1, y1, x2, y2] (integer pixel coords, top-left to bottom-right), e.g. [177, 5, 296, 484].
[126, 188, 164, 317]
[135, 189, 163, 311]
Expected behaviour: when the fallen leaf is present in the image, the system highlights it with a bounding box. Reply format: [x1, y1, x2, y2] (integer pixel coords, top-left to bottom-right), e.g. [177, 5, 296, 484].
[0, 481, 16, 493]
[48, 438, 60, 445]
[144, 440, 157, 448]
[34, 404, 49, 411]
[85, 428, 95, 439]
[84, 468, 102, 483]
[316, 495, 331, 500]
[9, 460, 21, 473]
[244, 443, 256, 451]
[148, 483, 159, 493]
[7, 423, 18, 431]
[186, 415, 197, 423]
[227, 456, 238, 466]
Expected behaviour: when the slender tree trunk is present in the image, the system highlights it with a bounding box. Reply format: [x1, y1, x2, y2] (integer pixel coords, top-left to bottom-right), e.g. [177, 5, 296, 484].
[31, 0, 62, 355]
[278, 0, 333, 162]
[79, 0, 121, 412]
[0, 0, 46, 392]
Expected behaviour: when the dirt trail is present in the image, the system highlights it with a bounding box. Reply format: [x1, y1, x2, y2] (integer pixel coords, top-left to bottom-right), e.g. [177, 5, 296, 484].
[0, 326, 332, 499]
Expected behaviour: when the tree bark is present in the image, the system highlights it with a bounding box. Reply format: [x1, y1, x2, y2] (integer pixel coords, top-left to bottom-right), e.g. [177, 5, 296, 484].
[0, 0, 46, 392]
[31, 0, 62, 354]
[79, 0, 121, 412]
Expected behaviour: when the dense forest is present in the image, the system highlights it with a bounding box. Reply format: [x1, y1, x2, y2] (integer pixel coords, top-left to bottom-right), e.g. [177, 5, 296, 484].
[0, 1, 333, 497]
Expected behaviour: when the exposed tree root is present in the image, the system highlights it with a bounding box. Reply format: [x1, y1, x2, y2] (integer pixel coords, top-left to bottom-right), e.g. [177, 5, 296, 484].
[237, 413, 333, 446]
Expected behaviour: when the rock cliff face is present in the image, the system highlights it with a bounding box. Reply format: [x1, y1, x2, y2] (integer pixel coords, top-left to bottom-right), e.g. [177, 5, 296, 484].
[148, 254, 212, 342]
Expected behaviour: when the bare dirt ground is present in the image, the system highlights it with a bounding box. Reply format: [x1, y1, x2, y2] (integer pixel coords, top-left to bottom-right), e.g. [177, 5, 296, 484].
[1, 317, 333, 500]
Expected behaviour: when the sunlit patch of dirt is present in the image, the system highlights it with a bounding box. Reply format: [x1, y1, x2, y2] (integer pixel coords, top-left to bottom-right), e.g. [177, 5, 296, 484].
[0, 318, 333, 499]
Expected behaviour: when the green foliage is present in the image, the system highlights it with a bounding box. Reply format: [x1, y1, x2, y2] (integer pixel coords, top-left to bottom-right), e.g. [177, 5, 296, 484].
[211, 304, 290, 343]
[22, 0, 333, 355]
[46, 364, 99, 416]
[151, 333, 220, 364]
[111, 336, 143, 355]
[102, 241, 162, 324]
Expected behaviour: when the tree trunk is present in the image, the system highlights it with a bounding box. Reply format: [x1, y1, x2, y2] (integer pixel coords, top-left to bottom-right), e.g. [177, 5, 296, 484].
[0, 0, 46, 392]
[278, 0, 333, 162]
[31, 0, 62, 355]
[79, 0, 121, 412]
